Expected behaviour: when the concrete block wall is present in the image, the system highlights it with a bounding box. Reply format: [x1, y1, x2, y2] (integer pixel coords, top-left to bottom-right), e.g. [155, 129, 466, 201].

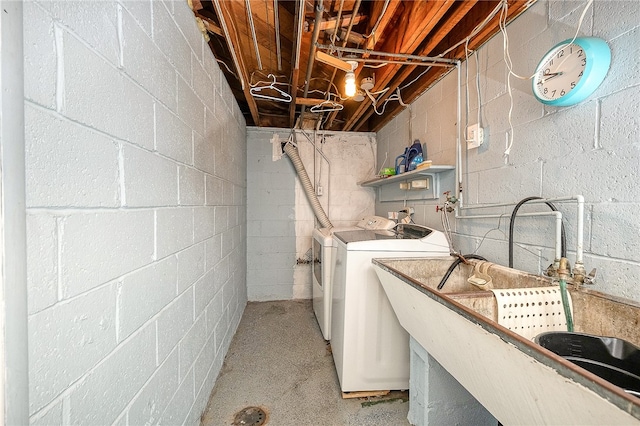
[408, 337, 496, 426]
[247, 129, 376, 301]
[24, 1, 246, 424]
[377, 0, 640, 302]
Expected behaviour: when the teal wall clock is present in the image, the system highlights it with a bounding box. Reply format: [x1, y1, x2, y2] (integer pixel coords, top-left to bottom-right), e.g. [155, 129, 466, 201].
[532, 37, 611, 107]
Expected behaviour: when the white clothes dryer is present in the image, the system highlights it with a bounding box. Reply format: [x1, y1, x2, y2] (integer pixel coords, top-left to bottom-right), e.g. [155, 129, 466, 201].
[311, 216, 395, 340]
[330, 225, 450, 392]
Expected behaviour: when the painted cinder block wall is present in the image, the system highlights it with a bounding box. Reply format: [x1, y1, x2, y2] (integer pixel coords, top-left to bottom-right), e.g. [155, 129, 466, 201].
[377, 0, 640, 301]
[247, 128, 376, 301]
[24, 1, 247, 424]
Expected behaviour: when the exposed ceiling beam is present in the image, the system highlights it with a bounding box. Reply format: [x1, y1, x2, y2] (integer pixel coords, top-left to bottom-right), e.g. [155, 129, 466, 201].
[315, 50, 352, 72]
[364, 0, 401, 51]
[321, 0, 362, 129]
[295, 97, 325, 106]
[188, 0, 204, 12]
[353, 0, 478, 132]
[324, 27, 365, 45]
[288, 0, 305, 127]
[342, 0, 456, 131]
[365, 0, 534, 132]
[309, 13, 365, 32]
[212, 0, 260, 125]
[298, 3, 325, 123]
[195, 12, 224, 37]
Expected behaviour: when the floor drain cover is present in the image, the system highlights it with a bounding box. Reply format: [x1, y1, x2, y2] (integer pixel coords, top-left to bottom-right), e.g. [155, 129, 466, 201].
[232, 406, 267, 425]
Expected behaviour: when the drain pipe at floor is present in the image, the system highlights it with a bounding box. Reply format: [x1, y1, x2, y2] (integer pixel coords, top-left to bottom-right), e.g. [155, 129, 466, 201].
[283, 140, 333, 229]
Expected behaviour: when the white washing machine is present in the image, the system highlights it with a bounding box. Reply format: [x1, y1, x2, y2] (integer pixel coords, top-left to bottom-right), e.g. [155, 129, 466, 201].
[312, 216, 395, 340]
[330, 225, 450, 392]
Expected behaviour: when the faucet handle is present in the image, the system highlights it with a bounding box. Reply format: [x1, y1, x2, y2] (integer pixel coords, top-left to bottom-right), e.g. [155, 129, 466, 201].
[584, 268, 597, 285]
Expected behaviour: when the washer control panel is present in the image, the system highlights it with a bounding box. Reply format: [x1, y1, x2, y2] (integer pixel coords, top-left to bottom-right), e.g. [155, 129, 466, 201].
[357, 215, 396, 231]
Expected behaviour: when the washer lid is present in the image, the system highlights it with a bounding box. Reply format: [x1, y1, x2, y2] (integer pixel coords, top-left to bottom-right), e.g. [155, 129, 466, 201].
[333, 229, 397, 244]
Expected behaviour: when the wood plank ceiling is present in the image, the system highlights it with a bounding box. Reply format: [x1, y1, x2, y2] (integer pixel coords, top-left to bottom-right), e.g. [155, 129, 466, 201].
[190, 0, 533, 132]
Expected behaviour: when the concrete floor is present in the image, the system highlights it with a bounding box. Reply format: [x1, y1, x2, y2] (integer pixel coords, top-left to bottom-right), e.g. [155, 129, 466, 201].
[201, 300, 410, 425]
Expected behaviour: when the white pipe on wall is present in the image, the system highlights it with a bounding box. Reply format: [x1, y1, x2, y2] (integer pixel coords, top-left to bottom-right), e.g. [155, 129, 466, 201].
[457, 211, 563, 262]
[0, 1, 29, 423]
[456, 196, 586, 273]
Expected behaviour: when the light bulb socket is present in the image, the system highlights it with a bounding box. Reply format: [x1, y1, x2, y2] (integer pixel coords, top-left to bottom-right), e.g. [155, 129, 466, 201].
[360, 76, 374, 91]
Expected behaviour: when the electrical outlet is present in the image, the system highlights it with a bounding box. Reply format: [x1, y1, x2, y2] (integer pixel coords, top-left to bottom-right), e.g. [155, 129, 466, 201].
[411, 179, 429, 189]
[271, 134, 283, 161]
[467, 124, 484, 149]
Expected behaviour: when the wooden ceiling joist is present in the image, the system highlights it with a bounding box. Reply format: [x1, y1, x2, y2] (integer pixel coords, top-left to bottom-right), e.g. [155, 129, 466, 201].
[363, 0, 533, 132]
[342, 0, 456, 131]
[352, 0, 478, 132]
[191, 0, 535, 130]
[364, 0, 402, 50]
[212, 0, 260, 125]
[310, 13, 365, 32]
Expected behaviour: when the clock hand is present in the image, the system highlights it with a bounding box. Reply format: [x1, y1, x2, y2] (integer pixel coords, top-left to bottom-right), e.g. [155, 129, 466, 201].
[541, 72, 563, 83]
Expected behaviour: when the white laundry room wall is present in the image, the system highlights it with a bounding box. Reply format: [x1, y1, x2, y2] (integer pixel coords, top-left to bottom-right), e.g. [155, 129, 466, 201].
[376, 0, 640, 301]
[24, 1, 247, 424]
[247, 128, 376, 301]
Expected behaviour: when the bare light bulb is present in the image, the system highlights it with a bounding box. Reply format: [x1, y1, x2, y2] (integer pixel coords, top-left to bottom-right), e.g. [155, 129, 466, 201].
[344, 72, 356, 97]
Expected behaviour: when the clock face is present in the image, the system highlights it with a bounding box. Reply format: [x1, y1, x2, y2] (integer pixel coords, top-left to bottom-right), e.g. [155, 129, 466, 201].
[534, 42, 586, 102]
[532, 37, 611, 107]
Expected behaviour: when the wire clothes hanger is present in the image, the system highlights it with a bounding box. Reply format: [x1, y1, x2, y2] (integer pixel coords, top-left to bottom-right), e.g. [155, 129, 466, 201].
[310, 98, 344, 113]
[249, 74, 292, 103]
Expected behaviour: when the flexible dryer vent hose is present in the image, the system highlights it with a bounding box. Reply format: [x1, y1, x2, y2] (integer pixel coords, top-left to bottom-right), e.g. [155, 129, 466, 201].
[283, 142, 333, 229]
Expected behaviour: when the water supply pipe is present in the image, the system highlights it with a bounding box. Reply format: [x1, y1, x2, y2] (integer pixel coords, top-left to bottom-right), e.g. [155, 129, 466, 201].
[283, 141, 333, 229]
[456, 196, 586, 278]
[457, 211, 563, 266]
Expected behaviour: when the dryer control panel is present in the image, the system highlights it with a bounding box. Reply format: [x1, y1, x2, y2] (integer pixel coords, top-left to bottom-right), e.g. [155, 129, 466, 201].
[357, 215, 396, 230]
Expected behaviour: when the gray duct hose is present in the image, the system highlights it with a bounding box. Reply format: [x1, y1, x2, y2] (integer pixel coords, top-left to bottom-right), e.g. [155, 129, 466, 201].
[283, 142, 333, 229]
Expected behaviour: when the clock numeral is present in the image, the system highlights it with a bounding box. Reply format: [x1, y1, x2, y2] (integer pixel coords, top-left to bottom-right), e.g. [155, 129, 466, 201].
[551, 90, 557, 97]
[560, 89, 566, 96]
[578, 70, 583, 77]
[578, 49, 584, 57]
[557, 49, 565, 58]
[571, 81, 576, 88]
[543, 88, 548, 94]
[581, 58, 586, 66]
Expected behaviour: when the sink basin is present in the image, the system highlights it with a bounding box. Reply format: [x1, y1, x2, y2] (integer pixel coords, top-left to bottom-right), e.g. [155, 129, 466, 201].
[372, 256, 640, 424]
[376, 257, 552, 293]
[535, 331, 640, 397]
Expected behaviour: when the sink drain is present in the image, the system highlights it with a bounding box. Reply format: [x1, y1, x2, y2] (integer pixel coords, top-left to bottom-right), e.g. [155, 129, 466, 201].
[232, 406, 268, 425]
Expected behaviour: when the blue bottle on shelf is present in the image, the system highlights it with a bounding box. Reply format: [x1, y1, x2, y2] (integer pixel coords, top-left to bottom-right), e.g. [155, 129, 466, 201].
[395, 149, 409, 174]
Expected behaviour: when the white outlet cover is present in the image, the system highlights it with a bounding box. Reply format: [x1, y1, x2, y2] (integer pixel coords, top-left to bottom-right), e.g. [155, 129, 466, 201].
[467, 124, 484, 149]
[271, 134, 283, 161]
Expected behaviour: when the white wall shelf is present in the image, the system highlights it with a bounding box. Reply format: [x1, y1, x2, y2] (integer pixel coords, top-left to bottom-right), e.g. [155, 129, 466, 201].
[358, 165, 455, 187]
[359, 165, 455, 202]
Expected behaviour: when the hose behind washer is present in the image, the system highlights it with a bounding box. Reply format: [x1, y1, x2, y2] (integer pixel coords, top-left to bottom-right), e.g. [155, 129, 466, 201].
[283, 142, 333, 229]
